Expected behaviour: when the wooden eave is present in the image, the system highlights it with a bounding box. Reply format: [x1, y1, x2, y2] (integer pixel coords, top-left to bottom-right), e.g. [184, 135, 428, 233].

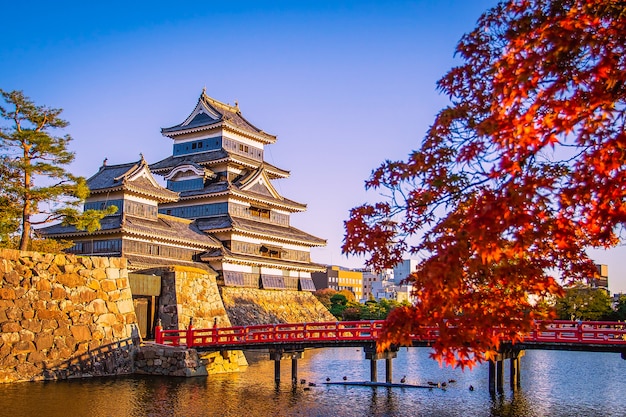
[226, 229, 326, 247]
[162, 119, 276, 145]
[89, 184, 178, 203]
[121, 228, 221, 249]
[202, 252, 326, 273]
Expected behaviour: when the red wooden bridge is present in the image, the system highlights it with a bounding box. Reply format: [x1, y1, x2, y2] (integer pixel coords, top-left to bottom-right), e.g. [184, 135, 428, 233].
[154, 319, 626, 393]
[155, 319, 626, 352]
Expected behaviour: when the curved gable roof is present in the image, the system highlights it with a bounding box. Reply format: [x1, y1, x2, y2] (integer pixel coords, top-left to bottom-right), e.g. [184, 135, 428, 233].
[161, 90, 276, 144]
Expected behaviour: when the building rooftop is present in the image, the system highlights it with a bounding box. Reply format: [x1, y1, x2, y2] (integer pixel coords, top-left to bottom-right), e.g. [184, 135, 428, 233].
[161, 90, 277, 144]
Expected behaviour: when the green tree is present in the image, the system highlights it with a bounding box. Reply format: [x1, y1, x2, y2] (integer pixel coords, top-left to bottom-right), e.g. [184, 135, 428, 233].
[0, 90, 114, 250]
[612, 295, 626, 321]
[555, 285, 613, 321]
[0, 155, 21, 245]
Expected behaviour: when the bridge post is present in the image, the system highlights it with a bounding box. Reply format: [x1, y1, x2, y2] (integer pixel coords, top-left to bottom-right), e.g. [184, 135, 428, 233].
[385, 357, 393, 383]
[488, 360, 496, 394]
[274, 358, 281, 383]
[186, 318, 194, 348]
[510, 356, 520, 390]
[155, 319, 163, 344]
[364, 344, 397, 383]
[496, 359, 504, 393]
[370, 359, 377, 382]
[291, 357, 298, 383]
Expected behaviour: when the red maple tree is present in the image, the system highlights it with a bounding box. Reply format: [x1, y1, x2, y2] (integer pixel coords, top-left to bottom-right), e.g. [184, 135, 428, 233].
[342, 0, 625, 367]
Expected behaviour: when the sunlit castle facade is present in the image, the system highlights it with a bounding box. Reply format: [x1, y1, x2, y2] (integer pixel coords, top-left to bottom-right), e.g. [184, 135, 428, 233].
[150, 90, 326, 290]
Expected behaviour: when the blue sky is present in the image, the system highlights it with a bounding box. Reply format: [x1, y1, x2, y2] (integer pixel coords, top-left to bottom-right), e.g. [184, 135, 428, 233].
[2, 1, 624, 293]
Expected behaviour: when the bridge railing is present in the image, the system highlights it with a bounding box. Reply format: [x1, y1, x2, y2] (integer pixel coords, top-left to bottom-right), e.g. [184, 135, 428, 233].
[155, 320, 390, 348]
[528, 320, 626, 344]
[154, 320, 626, 349]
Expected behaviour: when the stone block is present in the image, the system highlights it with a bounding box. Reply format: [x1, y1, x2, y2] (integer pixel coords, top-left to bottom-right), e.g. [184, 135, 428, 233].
[96, 313, 117, 326]
[52, 287, 67, 300]
[105, 268, 120, 280]
[70, 325, 92, 342]
[117, 299, 135, 315]
[86, 299, 108, 314]
[0, 288, 16, 300]
[13, 341, 36, 355]
[4, 270, 21, 286]
[19, 329, 35, 343]
[35, 279, 52, 291]
[21, 319, 42, 333]
[101, 279, 117, 292]
[92, 268, 107, 280]
[86, 280, 101, 290]
[35, 333, 54, 351]
[57, 273, 83, 288]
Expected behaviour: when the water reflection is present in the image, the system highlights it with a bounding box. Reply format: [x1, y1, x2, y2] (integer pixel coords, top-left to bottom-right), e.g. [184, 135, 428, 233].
[1, 348, 625, 417]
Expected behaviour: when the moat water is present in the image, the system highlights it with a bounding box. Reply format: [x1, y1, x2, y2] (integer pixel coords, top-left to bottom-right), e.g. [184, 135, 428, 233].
[1, 348, 625, 417]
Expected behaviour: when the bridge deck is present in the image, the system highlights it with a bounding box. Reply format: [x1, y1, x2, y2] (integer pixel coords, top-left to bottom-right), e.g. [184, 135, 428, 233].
[154, 320, 626, 354]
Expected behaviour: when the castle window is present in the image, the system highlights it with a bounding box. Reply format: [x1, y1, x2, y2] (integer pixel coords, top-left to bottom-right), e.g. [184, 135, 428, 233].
[260, 244, 282, 259]
[249, 206, 270, 219]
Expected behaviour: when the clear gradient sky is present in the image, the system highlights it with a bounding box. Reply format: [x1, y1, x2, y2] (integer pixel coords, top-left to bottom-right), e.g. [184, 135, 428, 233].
[2, 1, 625, 293]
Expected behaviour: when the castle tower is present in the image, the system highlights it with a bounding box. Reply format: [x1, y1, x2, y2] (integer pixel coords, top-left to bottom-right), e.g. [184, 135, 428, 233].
[150, 91, 326, 291]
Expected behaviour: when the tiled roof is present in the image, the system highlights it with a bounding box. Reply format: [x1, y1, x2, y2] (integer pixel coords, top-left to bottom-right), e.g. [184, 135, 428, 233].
[196, 215, 326, 246]
[171, 180, 306, 212]
[149, 150, 289, 179]
[122, 214, 222, 248]
[124, 254, 214, 272]
[87, 158, 178, 202]
[161, 91, 276, 143]
[39, 215, 123, 236]
[40, 214, 223, 249]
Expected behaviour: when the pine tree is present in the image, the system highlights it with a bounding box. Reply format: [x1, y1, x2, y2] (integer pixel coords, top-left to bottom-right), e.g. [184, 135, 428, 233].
[0, 89, 114, 250]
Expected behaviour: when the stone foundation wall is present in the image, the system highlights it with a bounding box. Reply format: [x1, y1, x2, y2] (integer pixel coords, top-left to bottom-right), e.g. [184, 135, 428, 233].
[142, 266, 248, 373]
[220, 288, 336, 326]
[134, 344, 207, 377]
[0, 249, 139, 383]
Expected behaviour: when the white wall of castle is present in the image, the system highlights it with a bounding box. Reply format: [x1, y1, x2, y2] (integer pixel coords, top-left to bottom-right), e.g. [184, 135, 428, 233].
[231, 233, 312, 253]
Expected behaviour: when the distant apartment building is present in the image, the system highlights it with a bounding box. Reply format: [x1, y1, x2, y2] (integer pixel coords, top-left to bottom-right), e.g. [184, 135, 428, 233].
[359, 268, 379, 301]
[392, 259, 419, 285]
[312, 265, 364, 300]
[312, 259, 420, 304]
[592, 264, 609, 291]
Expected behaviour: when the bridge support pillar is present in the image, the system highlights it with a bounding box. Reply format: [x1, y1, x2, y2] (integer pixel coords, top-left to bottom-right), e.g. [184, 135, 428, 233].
[269, 349, 304, 384]
[369, 359, 377, 382]
[291, 357, 298, 383]
[385, 357, 393, 383]
[364, 345, 397, 383]
[489, 348, 525, 394]
[510, 356, 520, 390]
[274, 358, 281, 383]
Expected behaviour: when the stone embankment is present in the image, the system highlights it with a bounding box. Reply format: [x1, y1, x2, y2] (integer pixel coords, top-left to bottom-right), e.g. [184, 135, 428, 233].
[0, 250, 337, 383]
[0, 249, 138, 383]
[134, 343, 208, 377]
[137, 266, 249, 373]
[221, 288, 336, 326]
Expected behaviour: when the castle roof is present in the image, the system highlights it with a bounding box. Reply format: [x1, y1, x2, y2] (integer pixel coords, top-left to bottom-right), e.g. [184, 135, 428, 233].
[196, 214, 326, 246]
[161, 90, 277, 144]
[40, 214, 223, 250]
[88, 157, 179, 202]
[149, 149, 290, 179]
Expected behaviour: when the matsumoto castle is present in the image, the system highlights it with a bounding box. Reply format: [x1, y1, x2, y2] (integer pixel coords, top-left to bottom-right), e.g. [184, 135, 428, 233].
[43, 90, 327, 292]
